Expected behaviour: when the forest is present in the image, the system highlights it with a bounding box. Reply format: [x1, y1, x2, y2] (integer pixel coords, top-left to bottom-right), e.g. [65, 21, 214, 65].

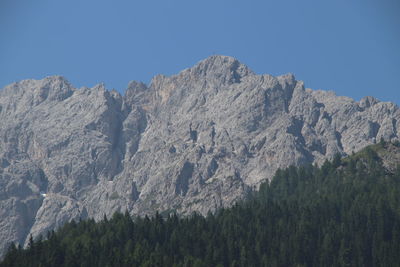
[1, 142, 400, 267]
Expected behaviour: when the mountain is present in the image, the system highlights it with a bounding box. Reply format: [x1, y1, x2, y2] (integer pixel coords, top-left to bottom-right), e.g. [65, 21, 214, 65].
[2, 142, 400, 266]
[0, 55, 399, 255]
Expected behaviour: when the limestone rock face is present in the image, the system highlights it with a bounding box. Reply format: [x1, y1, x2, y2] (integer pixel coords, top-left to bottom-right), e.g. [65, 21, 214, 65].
[0, 55, 399, 255]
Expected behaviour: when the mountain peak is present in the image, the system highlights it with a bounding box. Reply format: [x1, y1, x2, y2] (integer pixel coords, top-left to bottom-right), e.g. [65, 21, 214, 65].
[198, 55, 240, 66]
[147, 55, 255, 99]
[33, 75, 74, 102]
[0, 75, 74, 104]
[185, 55, 254, 84]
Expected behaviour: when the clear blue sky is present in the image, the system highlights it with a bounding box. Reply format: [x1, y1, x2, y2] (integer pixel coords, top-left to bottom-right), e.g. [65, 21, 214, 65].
[1, 0, 399, 104]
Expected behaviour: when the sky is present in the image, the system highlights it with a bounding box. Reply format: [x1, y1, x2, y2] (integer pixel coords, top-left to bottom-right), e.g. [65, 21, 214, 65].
[1, 0, 399, 104]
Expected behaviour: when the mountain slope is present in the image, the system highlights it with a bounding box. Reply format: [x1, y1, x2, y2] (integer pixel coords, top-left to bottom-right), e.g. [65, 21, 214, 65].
[0, 55, 399, 254]
[2, 142, 400, 266]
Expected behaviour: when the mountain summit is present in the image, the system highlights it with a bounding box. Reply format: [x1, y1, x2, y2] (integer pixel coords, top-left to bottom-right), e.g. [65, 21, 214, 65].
[0, 56, 399, 255]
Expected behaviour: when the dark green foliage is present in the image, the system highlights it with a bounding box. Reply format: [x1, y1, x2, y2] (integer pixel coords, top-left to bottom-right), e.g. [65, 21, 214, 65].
[2, 145, 400, 267]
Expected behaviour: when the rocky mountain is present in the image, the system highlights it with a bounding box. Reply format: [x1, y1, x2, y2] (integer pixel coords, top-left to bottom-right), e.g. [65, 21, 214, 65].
[0, 55, 399, 255]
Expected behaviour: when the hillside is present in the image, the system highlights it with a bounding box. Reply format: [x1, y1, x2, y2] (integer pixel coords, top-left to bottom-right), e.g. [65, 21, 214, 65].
[2, 142, 400, 266]
[0, 55, 399, 255]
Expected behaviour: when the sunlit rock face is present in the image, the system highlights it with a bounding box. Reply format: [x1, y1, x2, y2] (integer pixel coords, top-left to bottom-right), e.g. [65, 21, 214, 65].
[0, 55, 399, 256]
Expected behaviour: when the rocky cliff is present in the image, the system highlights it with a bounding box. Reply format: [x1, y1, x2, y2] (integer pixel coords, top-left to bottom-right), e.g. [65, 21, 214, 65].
[0, 55, 399, 255]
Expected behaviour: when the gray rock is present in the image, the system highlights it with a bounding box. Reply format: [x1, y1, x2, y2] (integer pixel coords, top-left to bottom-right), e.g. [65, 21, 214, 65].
[0, 55, 399, 256]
